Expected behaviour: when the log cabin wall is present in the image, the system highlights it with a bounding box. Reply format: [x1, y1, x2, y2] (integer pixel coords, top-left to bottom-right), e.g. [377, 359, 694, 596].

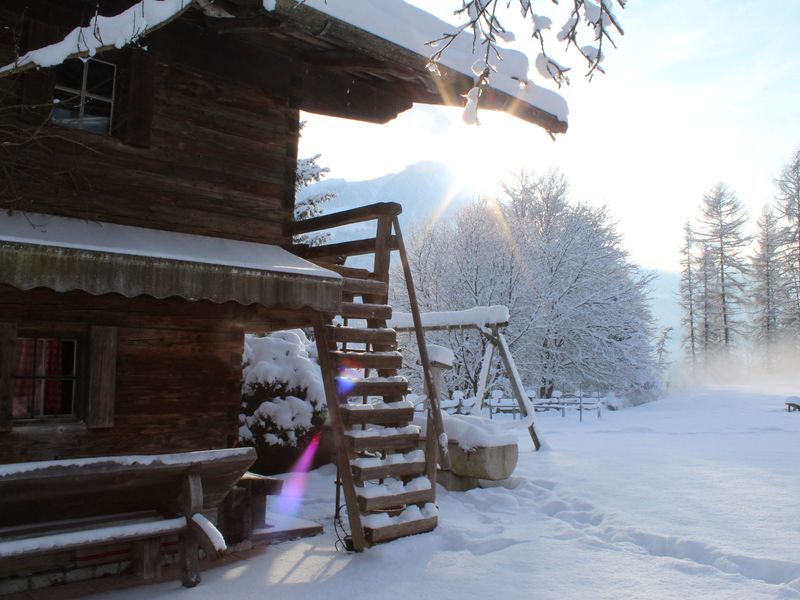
[0, 286, 264, 464]
[0, 2, 299, 244]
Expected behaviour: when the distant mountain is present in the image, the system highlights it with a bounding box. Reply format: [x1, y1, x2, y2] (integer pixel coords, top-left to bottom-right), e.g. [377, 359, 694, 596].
[297, 160, 477, 243]
[301, 161, 683, 358]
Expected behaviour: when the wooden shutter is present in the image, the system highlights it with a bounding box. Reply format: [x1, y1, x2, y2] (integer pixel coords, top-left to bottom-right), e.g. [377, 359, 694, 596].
[119, 49, 156, 147]
[0, 323, 17, 433]
[20, 20, 60, 124]
[86, 326, 117, 429]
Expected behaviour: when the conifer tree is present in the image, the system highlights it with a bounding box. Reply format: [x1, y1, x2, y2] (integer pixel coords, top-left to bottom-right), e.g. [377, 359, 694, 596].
[678, 221, 699, 365]
[696, 183, 751, 350]
[750, 207, 783, 356]
[775, 148, 800, 339]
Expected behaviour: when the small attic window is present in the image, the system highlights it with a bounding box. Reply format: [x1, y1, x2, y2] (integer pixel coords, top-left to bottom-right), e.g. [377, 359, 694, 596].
[52, 58, 116, 134]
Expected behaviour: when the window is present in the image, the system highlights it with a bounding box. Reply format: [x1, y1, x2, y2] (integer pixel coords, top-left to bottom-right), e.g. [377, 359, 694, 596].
[13, 336, 80, 420]
[1, 324, 116, 431]
[52, 58, 116, 134]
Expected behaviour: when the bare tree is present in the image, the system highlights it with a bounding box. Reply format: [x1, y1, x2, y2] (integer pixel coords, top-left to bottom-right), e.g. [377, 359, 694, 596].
[678, 221, 699, 366]
[775, 147, 800, 339]
[696, 183, 751, 350]
[750, 206, 783, 358]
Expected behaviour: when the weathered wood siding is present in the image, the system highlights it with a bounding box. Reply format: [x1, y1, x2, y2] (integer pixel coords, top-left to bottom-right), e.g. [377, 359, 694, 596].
[0, 5, 298, 244]
[0, 286, 257, 464]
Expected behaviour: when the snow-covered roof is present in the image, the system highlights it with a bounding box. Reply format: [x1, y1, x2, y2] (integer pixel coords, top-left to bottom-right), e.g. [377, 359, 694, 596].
[0, 212, 342, 311]
[0, 0, 568, 133]
[291, 0, 568, 127]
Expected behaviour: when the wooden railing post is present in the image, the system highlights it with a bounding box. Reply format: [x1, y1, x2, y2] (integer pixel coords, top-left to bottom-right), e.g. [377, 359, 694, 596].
[391, 216, 451, 472]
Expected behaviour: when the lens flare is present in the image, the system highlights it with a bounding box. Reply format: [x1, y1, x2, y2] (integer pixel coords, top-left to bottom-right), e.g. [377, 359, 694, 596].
[275, 431, 321, 516]
[336, 367, 361, 396]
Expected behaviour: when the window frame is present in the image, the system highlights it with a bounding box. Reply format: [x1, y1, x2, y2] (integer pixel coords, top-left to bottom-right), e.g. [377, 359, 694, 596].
[11, 324, 89, 425]
[51, 57, 117, 135]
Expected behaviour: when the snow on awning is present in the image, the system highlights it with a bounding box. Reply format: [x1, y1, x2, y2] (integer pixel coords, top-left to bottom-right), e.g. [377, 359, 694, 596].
[0, 212, 342, 311]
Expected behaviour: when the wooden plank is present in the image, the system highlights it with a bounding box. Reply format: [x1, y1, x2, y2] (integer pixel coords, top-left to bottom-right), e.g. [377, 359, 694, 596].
[340, 302, 392, 320]
[346, 433, 419, 454]
[335, 379, 409, 398]
[119, 49, 156, 148]
[364, 516, 437, 545]
[0, 322, 16, 433]
[341, 405, 414, 427]
[312, 313, 367, 551]
[357, 488, 433, 512]
[331, 351, 402, 370]
[298, 236, 398, 261]
[86, 326, 117, 429]
[292, 202, 402, 235]
[392, 215, 449, 475]
[325, 326, 396, 345]
[341, 277, 388, 297]
[494, 327, 541, 450]
[351, 461, 426, 485]
[309, 262, 373, 279]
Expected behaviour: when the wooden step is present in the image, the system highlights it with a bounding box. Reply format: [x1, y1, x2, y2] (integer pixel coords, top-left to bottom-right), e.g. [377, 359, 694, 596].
[364, 516, 438, 545]
[325, 326, 396, 345]
[341, 277, 389, 297]
[300, 236, 398, 261]
[331, 350, 402, 370]
[311, 261, 373, 279]
[335, 377, 409, 398]
[341, 403, 415, 427]
[345, 431, 419, 453]
[351, 458, 426, 485]
[357, 487, 434, 512]
[340, 302, 392, 320]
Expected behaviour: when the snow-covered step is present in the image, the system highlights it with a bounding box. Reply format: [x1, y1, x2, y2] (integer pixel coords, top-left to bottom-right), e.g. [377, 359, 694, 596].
[341, 399, 415, 427]
[350, 450, 426, 484]
[356, 476, 433, 512]
[331, 350, 402, 370]
[325, 325, 397, 345]
[340, 302, 392, 320]
[335, 375, 409, 398]
[362, 503, 439, 545]
[345, 425, 420, 453]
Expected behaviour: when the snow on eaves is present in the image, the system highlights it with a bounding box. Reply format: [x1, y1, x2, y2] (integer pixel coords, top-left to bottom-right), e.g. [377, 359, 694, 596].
[0, 0, 191, 76]
[281, 0, 569, 124]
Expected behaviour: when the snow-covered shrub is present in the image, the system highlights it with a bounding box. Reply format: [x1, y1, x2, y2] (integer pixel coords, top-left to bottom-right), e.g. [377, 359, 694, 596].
[240, 330, 326, 461]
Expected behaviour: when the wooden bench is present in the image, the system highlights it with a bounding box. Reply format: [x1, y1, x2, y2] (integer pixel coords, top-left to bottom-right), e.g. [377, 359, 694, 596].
[0, 448, 255, 588]
[485, 399, 521, 419]
[219, 471, 283, 544]
[787, 402, 800, 412]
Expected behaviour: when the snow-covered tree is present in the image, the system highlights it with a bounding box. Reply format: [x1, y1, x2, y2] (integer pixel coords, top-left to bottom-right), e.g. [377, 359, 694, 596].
[679, 221, 699, 366]
[395, 170, 660, 405]
[695, 241, 719, 358]
[775, 147, 800, 339]
[293, 125, 334, 246]
[696, 183, 751, 350]
[750, 206, 783, 355]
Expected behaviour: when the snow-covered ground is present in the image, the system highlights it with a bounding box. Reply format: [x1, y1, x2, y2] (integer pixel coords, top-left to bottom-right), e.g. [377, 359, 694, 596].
[92, 384, 800, 599]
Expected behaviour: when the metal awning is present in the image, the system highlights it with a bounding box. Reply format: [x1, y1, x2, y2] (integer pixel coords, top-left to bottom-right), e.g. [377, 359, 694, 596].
[0, 212, 341, 312]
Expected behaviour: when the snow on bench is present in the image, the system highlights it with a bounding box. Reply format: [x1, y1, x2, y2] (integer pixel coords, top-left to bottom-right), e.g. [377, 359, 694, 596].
[0, 448, 255, 586]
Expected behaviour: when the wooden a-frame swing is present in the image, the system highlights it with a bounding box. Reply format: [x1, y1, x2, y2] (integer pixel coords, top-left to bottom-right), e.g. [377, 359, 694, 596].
[389, 307, 542, 450]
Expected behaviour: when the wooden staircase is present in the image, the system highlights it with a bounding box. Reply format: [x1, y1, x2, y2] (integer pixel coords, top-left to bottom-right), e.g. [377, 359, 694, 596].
[295, 203, 449, 550]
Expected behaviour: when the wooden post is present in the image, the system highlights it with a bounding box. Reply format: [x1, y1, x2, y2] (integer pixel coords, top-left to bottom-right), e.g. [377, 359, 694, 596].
[475, 341, 494, 414]
[180, 473, 203, 588]
[132, 538, 162, 580]
[392, 216, 451, 471]
[312, 313, 367, 551]
[493, 326, 541, 450]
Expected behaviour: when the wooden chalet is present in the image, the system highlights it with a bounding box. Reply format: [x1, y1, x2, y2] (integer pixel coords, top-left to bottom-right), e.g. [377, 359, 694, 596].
[0, 0, 566, 593]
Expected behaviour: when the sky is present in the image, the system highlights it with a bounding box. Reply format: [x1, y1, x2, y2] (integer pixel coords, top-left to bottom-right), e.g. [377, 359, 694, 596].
[298, 0, 800, 273]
